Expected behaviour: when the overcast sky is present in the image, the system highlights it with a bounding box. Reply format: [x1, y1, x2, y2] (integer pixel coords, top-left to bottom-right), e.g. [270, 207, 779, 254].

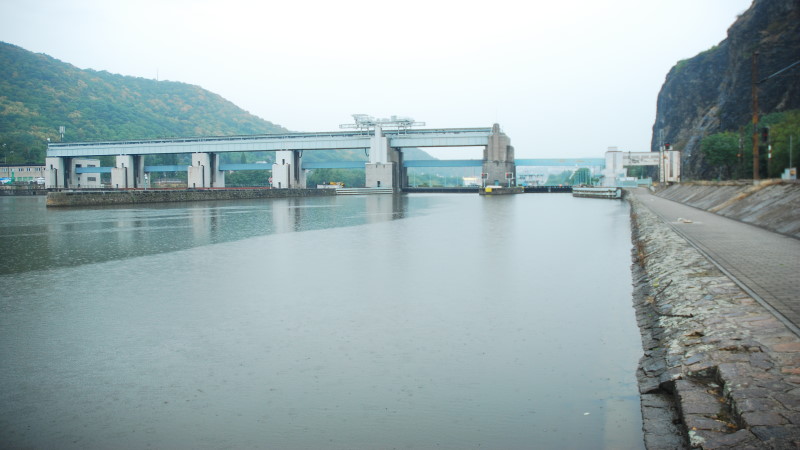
[1, 0, 752, 159]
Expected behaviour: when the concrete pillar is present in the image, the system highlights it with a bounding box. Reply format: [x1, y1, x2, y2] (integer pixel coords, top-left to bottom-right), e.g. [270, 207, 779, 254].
[211, 153, 225, 188]
[365, 125, 401, 190]
[112, 155, 135, 189]
[482, 123, 516, 186]
[188, 153, 211, 188]
[271, 150, 305, 188]
[45, 157, 65, 188]
[133, 155, 145, 188]
[370, 125, 388, 164]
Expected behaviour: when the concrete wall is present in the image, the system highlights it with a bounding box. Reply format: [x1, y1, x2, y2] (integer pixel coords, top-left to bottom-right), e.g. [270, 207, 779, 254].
[46, 188, 335, 207]
[655, 180, 800, 238]
[188, 153, 211, 188]
[365, 162, 395, 189]
[272, 150, 305, 188]
[111, 155, 138, 189]
[73, 158, 102, 188]
[45, 157, 65, 188]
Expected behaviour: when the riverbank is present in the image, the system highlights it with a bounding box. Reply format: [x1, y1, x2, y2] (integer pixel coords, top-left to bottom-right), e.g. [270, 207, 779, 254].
[655, 180, 800, 239]
[629, 192, 800, 448]
[46, 188, 335, 207]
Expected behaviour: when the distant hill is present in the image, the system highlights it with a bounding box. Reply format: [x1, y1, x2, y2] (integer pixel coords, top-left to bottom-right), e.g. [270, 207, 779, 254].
[0, 42, 281, 164]
[0, 42, 445, 190]
[0, 42, 438, 168]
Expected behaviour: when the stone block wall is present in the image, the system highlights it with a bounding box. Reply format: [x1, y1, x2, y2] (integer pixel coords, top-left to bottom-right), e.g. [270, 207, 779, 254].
[46, 188, 335, 207]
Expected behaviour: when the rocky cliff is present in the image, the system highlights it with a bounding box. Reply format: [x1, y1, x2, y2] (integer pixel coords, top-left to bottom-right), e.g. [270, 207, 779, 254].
[651, 0, 800, 179]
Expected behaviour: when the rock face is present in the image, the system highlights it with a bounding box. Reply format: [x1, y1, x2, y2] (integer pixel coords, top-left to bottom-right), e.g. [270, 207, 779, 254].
[651, 0, 800, 179]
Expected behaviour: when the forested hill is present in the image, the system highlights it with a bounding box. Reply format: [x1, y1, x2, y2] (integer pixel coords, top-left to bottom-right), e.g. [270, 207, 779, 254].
[0, 42, 288, 163]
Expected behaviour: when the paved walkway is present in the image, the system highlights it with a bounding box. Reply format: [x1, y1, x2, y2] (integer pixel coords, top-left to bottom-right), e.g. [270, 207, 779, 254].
[630, 187, 800, 333]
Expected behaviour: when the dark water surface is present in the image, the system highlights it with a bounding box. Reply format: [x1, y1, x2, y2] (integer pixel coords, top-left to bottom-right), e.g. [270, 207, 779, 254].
[0, 194, 643, 449]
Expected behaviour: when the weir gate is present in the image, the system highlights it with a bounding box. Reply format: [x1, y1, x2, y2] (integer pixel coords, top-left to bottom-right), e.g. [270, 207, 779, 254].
[46, 124, 674, 190]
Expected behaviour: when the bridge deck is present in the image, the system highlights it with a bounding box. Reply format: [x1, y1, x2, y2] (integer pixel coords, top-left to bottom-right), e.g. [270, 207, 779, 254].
[47, 128, 494, 157]
[73, 159, 605, 173]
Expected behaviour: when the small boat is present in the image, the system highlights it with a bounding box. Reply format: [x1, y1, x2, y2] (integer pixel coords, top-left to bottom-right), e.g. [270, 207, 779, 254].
[572, 186, 622, 199]
[479, 186, 524, 196]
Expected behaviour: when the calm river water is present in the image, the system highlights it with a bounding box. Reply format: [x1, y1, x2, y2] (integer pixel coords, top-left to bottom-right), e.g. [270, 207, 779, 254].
[0, 193, 643, 449]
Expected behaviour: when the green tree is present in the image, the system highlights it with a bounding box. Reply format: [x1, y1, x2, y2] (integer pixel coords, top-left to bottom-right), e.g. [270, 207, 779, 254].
[761, 110, 800, 178]
[700, 132, 740, 179]
[226, 170, 271, 187]
[306, 169, 365, 188]
[545, 170, 572, 186]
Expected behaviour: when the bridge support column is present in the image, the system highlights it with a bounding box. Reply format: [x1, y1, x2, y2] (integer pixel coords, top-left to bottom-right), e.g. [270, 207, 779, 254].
[45, 157, 66, 188]
[365, 125, 402, 190]
[196, 153, 226, 188]
[212, 153, 225, 188]
[134, 156, 145, 188]
[482, 123, 516, 186]
[271, 150, 305, 188]
[111, 155, 143, 189]
[188, 153, 213, 188]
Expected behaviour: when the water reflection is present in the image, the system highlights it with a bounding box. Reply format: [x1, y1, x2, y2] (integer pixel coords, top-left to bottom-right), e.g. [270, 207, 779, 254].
[0, 195, 415, 275]
[0, 194, 643, 449]
[271, 198, 301, 234]
[190, 206, 212, 244]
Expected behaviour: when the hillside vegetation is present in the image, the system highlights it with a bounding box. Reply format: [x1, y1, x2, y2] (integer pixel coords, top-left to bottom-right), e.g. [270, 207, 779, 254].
[0, 42, 444, 187]
[699, 110, 800, 179]
[0, 41, 285, 164]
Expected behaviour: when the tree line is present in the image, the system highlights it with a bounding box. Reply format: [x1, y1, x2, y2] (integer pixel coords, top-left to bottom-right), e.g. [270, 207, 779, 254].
[700, 109, 800, 179]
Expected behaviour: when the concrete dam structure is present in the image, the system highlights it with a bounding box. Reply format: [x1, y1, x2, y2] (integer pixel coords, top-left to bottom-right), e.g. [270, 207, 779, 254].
[44, 123, 516, 192]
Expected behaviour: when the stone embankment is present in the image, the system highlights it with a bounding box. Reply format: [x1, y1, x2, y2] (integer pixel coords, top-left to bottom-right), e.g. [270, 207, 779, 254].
[655, 180, 800, 239]
[46, 188, 335, 207]
[0, 185, 46, 196]
[630, 194, 800, 449]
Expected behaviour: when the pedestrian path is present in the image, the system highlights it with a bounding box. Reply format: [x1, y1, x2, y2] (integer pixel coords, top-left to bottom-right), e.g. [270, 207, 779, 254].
[630, 187, 800, 333]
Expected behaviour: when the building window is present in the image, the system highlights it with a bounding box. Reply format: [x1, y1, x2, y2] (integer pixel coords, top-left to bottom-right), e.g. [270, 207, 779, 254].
[87, 177, 97, 182]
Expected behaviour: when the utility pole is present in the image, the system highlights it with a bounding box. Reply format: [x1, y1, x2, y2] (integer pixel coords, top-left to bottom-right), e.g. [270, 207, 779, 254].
[751, 52, 760, 181]
[751, 55, 800, 180]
